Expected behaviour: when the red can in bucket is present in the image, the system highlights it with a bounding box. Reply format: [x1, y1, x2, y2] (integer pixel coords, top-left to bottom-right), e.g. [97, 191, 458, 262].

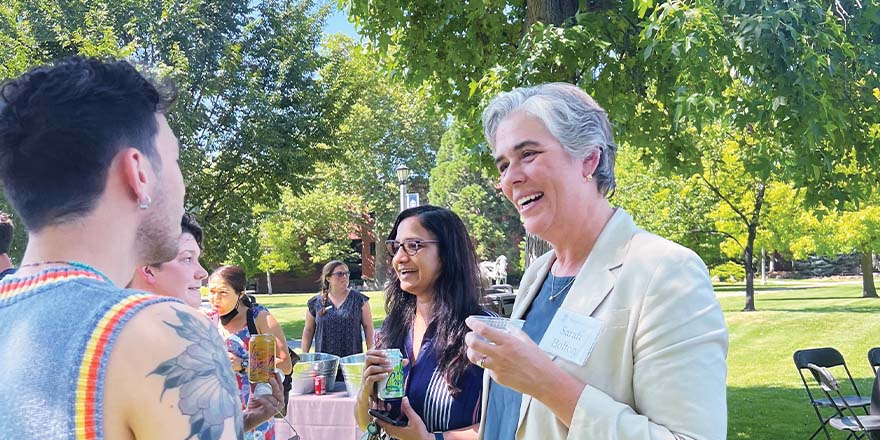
[314, 373, 325, 395]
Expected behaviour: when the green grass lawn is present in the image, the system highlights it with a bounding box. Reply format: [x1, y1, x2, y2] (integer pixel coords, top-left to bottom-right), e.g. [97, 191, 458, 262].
[254, 291, 386, 345]
[721, 278, 879, 439]
[256, 277, 880, 439]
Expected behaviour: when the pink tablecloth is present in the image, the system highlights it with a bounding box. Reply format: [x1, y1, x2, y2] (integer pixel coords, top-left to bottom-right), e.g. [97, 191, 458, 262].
[275, 384, 364, 440]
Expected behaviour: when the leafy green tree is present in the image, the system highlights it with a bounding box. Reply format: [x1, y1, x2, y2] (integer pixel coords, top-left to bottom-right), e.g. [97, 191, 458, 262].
[810, 204, 880, 298]
[428, 122, 523, 280]
[0, 0, 332, 274]
[258, 186, 367, 276]
[831, 208, 880, 298]
[345, 0, 879, 206]
[345, 1, 879, 300]
[258, 34, 444, 283]
[614, 146, 724, 268]
[754, 183, 824, 268]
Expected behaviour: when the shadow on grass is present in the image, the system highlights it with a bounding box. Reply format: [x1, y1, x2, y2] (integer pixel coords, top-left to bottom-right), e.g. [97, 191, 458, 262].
[714, 285, 809, 293]
[758, 306, 880, 314]
[728, 385, 824, 439]
[728, 381, 877, 439]
[761, 296, 864, 302]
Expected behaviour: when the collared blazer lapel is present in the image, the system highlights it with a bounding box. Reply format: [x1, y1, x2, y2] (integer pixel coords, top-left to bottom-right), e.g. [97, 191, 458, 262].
[478, 210, 638, 439]
[515, 210, 636, 434]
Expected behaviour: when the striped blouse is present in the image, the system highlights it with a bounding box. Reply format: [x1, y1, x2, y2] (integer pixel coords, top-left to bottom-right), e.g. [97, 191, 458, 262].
[400, 313, 489, 433]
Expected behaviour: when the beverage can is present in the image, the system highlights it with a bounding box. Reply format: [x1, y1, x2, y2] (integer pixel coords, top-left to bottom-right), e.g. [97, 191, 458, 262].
[248, 334, 275, 383]
[314, 373, 325, 395]
[254, 382, 272, 396]
[378, 349, 405, 400]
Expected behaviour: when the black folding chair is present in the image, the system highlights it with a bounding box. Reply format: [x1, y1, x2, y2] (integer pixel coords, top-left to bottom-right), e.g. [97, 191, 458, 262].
[867, 348, 880, 375]
[807, 364, 880, 439]
[794, 348, 872, 439]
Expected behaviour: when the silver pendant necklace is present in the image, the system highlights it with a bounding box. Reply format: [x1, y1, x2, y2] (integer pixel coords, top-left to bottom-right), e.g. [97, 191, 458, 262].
[548, 274, 576, 302]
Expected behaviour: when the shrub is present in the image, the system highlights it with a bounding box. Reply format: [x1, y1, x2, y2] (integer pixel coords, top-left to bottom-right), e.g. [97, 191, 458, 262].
[711, 261, 746, 283]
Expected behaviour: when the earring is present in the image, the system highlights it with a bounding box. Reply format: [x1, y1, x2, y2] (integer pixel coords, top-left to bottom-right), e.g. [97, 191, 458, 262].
[585, 174, 593, 183]
[138, 195, 152, 210]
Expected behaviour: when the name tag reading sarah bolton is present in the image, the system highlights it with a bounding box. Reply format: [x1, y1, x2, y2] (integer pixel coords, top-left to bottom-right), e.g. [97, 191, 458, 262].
[539, 309, 603, 366]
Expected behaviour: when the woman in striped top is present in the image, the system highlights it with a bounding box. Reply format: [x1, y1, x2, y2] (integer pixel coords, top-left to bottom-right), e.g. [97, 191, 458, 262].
[356, 205, 491, 440]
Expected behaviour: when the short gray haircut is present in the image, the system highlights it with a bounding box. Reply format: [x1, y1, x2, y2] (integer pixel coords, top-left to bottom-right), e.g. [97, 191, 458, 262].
[481, 82, 617, 197]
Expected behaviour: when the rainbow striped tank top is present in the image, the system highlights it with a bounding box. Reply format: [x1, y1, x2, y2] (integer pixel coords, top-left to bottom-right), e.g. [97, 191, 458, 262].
[0, 267, 177, 439]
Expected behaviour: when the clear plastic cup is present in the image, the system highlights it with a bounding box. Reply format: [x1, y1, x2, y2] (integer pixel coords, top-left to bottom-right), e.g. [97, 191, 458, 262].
[468, 315, 525, 332]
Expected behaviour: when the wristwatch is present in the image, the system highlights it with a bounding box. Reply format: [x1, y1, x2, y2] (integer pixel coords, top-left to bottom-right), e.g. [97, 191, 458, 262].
[238, 358, 248, 374]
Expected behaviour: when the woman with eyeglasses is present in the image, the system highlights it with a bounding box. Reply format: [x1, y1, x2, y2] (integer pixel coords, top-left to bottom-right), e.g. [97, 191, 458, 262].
[302, 261, 374, 366]
[355, 205, 491, 440]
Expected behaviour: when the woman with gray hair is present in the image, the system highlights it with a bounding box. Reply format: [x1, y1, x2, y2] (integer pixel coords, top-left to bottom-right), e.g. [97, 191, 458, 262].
[465, 82, 728, 440]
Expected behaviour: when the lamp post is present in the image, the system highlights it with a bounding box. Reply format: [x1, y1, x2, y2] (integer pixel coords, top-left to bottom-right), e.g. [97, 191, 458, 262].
[395, 164, 410, 213]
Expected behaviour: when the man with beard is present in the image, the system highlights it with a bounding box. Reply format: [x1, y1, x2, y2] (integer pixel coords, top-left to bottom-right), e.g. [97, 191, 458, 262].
[0, 57, 282, 439]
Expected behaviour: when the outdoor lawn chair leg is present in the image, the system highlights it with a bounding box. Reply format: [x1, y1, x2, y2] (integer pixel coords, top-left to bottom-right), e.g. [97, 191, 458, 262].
[808, 406, 833, 440]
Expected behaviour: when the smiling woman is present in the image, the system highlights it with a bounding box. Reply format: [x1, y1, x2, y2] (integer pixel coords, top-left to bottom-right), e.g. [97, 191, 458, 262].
[355, 205, 491, 440]
[470, 82, 729, 440]
[130, 212, 207, 308]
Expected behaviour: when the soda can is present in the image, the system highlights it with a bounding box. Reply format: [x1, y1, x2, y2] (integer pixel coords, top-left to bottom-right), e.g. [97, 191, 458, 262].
[378, 349, 405, 400]
[314, 373, 325, 395]
[248, 334, 275, 383]
[254, 382, 272, 396]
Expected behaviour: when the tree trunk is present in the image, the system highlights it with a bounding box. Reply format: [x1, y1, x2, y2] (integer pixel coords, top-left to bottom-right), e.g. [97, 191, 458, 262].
[266, 271, 273, 295]
[861, 251, 878, 298]
[526, 0, 579, 27]
[525, 233, 553, 269]
[742, 183, 765, 312]
[375, 234, 388, 287]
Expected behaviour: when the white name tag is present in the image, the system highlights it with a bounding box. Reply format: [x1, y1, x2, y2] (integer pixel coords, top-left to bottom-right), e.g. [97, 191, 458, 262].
[539, 309, 603, 366]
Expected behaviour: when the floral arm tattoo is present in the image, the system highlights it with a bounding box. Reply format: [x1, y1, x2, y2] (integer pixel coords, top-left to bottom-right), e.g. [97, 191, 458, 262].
[149, 307, 244, 440]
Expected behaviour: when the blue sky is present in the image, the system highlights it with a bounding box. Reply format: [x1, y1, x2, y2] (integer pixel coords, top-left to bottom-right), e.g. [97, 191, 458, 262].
[323, 7, 358, 38]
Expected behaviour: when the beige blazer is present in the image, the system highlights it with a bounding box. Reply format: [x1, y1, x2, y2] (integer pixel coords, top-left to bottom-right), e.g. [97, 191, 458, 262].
[478, 209, 728, 440]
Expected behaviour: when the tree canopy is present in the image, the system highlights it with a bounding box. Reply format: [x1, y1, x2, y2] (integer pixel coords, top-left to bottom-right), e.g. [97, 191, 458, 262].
[345, 0, 880, 207]
[0, 0, 333, 272]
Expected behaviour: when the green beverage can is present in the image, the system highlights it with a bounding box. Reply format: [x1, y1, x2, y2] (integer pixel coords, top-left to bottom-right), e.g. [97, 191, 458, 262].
[378, 349, 405, 399]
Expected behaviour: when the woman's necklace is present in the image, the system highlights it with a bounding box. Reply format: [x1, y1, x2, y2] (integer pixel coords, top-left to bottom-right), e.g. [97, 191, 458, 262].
[548, 274, 576, 302]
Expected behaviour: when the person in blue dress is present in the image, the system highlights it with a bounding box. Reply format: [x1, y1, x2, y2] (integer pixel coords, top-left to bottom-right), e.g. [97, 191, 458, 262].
[356, 205, 491, 440]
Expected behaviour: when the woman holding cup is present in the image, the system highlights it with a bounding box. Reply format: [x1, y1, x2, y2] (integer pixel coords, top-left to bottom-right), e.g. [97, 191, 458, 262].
[466, 83, 728, 440]
[356, 205, 491, 440]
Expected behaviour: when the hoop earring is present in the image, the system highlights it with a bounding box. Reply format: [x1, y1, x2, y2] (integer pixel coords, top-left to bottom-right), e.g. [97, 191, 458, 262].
[138, 195, 152, 210]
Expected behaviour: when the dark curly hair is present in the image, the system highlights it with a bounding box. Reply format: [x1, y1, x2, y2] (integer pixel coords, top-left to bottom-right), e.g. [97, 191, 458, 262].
[380, 205, 483, 397]
[0, 56, 176, 231]
[180, 212, 203, 247]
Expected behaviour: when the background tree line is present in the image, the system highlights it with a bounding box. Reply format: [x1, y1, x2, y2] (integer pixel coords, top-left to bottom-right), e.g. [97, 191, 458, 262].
[1, 0, 877, 310]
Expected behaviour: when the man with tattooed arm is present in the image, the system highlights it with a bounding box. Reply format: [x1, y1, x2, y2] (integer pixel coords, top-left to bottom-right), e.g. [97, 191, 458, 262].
[0, 57, 281, 439]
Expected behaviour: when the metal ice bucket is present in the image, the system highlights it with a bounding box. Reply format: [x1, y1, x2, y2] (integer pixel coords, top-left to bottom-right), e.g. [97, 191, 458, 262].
[290, 353, 340, 395]
[339, 353, 366, 397]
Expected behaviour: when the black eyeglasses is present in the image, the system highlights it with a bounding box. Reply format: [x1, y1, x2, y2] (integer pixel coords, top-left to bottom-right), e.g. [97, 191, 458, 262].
[331, 271, 350, 278]
[385, 239, 439, 256]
